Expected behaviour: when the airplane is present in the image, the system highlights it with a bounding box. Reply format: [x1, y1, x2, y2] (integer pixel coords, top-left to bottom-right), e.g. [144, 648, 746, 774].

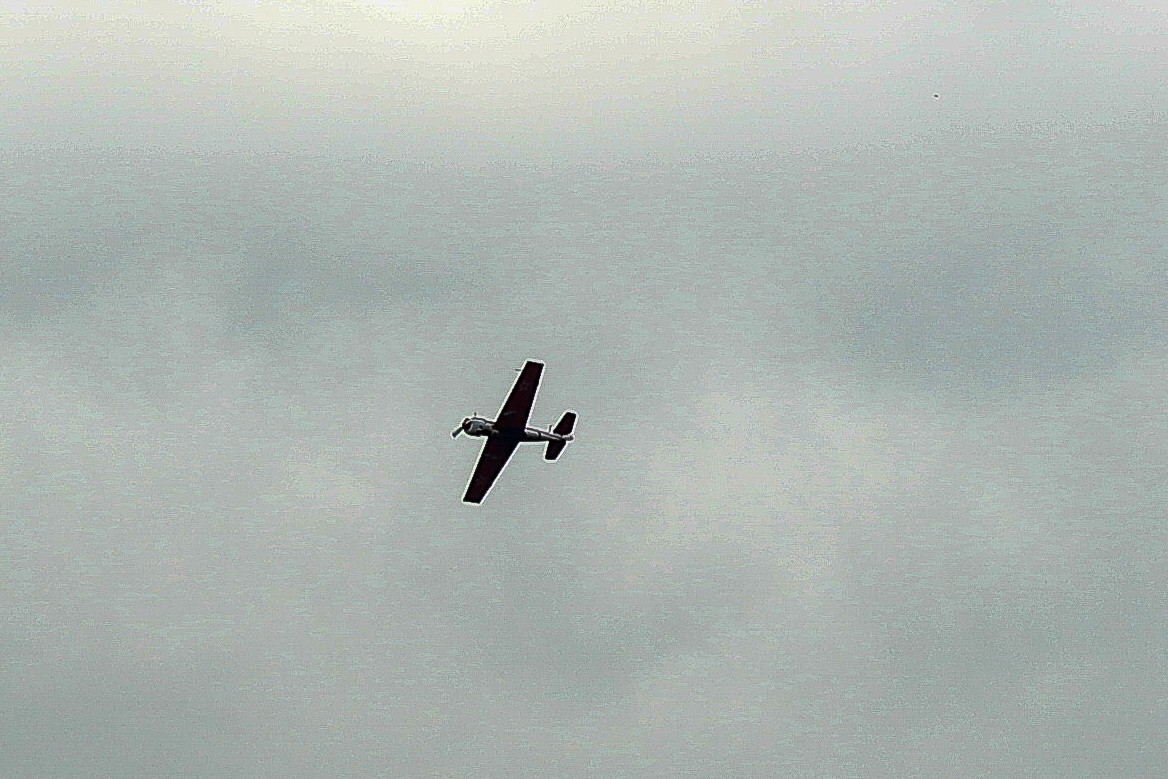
[451, 359, 576, 504]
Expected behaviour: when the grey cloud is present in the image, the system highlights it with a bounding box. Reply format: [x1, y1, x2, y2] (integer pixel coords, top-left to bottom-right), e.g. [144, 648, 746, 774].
[3, 145, 1167, 776]
[3, 0, 1163, 154]
[3, 1, 1168, 775]
[1, 630, 275, 777]
[781, 121, 1168, 384]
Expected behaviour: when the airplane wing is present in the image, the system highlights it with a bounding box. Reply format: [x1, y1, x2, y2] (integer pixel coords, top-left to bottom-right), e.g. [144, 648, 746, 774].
[494, 360, 544, 432]
[463, 437, 520, 504]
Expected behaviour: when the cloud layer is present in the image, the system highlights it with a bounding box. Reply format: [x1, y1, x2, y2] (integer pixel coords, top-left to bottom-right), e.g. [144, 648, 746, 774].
[2, 1, 1166, 775]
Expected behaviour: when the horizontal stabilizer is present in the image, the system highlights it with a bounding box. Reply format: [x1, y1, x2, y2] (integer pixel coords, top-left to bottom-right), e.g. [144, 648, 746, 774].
[553, 411, 576, 436]
[545, 439, 568, 461]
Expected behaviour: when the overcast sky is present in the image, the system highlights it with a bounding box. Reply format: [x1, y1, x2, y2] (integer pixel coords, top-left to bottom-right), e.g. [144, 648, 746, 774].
[2, 1, 1167, 776]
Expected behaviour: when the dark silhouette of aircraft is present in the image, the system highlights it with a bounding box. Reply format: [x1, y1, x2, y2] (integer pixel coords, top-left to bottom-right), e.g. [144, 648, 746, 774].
[451, 360, 576, 504]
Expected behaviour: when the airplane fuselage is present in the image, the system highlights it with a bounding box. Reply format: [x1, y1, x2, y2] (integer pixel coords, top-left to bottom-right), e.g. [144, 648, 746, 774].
[460, 416, 572, 444]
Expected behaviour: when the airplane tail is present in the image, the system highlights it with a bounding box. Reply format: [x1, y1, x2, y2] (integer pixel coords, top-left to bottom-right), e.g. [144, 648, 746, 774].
[545, 411, 576, 461]
[553, 411, 576, 436]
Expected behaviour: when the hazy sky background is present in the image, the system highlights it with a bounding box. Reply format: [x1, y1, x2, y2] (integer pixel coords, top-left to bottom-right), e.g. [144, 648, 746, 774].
[2, 1, 1166, 776]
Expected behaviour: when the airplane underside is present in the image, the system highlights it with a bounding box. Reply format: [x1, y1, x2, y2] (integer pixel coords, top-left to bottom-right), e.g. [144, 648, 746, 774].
[452, 361, 576, 504]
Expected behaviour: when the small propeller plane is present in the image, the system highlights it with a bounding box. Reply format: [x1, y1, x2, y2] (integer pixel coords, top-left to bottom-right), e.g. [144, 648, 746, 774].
[451, 360, 576, 504]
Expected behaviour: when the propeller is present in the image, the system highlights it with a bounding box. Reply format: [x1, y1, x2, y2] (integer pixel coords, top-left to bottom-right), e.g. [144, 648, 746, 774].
[451, 416, 471, 438]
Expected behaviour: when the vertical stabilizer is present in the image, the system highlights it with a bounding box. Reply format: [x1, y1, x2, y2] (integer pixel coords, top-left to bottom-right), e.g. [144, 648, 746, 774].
[553, 411, 576, 436]
[546, 411, 576, 461]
